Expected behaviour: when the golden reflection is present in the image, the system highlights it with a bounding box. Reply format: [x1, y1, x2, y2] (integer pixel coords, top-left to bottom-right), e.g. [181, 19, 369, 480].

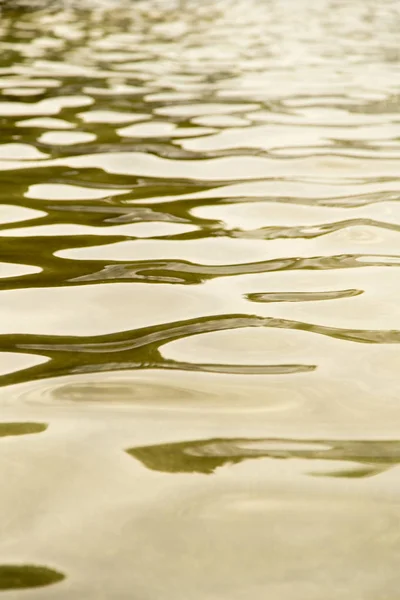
[0, 0, 399, 597]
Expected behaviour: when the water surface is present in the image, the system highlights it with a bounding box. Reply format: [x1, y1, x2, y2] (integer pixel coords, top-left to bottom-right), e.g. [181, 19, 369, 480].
[0, 0, 400, 597]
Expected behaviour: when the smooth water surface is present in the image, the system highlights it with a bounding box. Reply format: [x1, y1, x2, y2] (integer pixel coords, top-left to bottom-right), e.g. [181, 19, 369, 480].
[0, 0, 400, 597]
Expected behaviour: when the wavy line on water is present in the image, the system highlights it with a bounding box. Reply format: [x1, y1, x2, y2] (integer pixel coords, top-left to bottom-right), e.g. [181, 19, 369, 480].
[230, 218, 400, 241]
[14, 313, 400, 354]
[1, 244, 400, 291]
[1, 217, 399, 285]
[68, 253, 400, 286]
[218, 190, 400, 208]
[246, 289, 363, 303]
[0, 311, 399, 386]
[72, 361, 316, 377]
[157, 217, 400, 242]
[37, 140, 400, 162]
[3, 152, 400, 184]
[52, 178, 400, 208]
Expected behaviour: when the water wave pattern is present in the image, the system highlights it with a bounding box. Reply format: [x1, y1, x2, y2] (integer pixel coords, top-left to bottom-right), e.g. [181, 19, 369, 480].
[0, 0, 400, 598]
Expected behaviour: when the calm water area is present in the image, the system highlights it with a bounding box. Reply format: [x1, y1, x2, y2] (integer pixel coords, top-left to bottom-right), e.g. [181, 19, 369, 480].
[0, 0, 399, 596]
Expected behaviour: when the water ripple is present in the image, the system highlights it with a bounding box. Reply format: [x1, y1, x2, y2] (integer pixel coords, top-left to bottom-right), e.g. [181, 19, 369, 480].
[0, 0, 400, 597]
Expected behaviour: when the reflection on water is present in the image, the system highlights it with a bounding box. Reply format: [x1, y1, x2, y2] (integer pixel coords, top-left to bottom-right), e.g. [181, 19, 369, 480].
[0, 421, 47, 436]
[0, 0, 400, 597]
[128, 437, 400, 477]
[0, 565, 64, 591]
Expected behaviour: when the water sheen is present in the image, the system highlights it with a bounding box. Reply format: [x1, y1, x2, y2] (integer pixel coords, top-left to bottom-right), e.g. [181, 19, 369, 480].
[0, 0, 400, 597]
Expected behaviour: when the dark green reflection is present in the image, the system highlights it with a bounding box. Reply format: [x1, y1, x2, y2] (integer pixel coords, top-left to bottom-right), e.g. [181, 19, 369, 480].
[0, 422, 47, 437]
[247, 289, 363, 303]
[127, 437, 400, 478]
[0, 313, 317, 388]
[0, 565, 65, 591]
[3, 306, 400, 389]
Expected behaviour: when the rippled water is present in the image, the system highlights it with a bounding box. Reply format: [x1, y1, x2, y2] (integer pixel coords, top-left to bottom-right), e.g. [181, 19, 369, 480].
[0, 0, 400, 596]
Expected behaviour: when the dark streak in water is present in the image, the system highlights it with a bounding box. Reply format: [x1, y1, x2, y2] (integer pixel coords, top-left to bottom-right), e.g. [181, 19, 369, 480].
[246, 289, 363, 303]
[0, 565, 65, 590]
[67, 254, 400, 287]
[0, 311, 395, 386]
[127, 437, 400, 477]
[0, 422, 47, 437]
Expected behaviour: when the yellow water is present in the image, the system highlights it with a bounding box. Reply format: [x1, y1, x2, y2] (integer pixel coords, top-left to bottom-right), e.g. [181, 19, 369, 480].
[0, 0, 400, 596]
